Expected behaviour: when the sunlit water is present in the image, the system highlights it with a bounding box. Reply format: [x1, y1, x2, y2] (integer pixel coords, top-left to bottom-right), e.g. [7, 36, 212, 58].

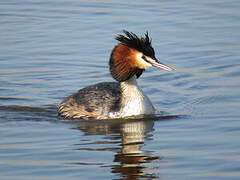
[1, 0, 240, 179]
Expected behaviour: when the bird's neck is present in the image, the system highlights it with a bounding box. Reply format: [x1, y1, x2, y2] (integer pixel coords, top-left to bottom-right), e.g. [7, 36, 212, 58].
[119, 76, 155, 117]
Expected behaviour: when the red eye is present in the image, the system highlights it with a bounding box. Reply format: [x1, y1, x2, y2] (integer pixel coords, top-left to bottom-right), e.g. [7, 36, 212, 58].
[142, 55, 147, 60]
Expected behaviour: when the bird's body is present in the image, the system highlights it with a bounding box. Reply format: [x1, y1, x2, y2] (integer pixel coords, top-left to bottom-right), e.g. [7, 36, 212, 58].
[58, 30, 174, 120]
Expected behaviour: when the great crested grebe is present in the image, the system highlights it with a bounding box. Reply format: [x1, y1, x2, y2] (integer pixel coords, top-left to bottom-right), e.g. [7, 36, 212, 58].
[58, 30, 174, 120]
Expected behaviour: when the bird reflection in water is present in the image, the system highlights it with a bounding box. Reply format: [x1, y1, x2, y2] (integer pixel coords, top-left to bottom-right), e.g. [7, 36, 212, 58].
[72, 118, 160, 180]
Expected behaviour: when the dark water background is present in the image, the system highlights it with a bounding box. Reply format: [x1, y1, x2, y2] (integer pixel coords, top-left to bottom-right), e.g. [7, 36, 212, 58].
[1, 0, 240, 179]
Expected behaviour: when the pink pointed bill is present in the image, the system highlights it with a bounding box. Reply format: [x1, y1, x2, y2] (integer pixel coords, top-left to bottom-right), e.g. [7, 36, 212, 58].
[151, 60, 175, 71]
[147, 57, 175, 71]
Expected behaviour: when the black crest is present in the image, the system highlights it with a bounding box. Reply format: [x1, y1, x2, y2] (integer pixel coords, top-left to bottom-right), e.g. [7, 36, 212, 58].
[115, 30, 155, 58]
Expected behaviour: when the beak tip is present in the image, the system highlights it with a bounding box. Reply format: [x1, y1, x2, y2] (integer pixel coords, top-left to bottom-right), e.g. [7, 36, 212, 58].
[169, 66, 176, 71]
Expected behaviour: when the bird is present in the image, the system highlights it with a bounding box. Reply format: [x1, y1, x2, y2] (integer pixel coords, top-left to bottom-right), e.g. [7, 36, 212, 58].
[58, 30, 174, 120]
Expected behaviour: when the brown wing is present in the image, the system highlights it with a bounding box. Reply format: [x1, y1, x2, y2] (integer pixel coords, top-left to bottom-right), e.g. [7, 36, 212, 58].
[58, 82, 121, 120]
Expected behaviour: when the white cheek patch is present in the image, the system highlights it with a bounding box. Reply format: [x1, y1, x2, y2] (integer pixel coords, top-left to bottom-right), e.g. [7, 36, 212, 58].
[136, 53, 152, 69]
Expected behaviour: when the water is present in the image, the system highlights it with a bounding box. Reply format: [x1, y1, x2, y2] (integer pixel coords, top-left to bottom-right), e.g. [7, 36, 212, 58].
[1, 0, 240, 179]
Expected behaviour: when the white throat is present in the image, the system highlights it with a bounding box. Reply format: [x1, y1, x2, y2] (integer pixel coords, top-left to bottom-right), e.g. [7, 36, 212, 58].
[119, 76, 155, 117]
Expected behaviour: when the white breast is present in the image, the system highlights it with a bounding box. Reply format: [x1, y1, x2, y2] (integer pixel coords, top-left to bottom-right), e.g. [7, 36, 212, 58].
[119, 76, 155, 117]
